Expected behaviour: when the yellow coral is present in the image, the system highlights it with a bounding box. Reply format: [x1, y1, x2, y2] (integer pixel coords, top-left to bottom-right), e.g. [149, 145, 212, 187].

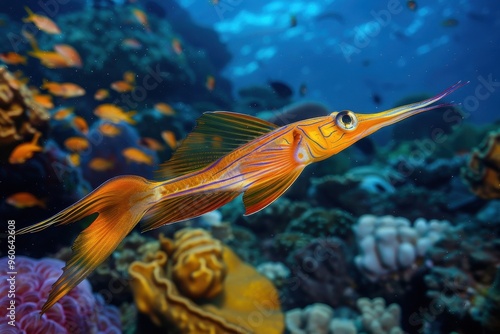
[164, 228, 227, 300]
[129, 228, 284, 334]
[462, 130, 500, 199]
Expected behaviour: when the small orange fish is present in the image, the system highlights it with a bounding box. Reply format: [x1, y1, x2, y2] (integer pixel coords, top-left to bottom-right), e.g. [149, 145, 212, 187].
[73, 116, 89, 135]
[94, 88, 110, 101]
[0, 52, 27, 65]
[53, 107, 75, 120]
[123, 71, 136, 84]
[94, 104, 136, 124]
[42, 80, 86, 98]
[99, 123, 122, 137]
[24, 31, 73, 69]
[206, 75, 216, 91]
[139, 137, 164, 151]
[23, 6, 61, 35]
[89, 157, 115, 172]
[6, 192, 45, 209]
[122, 147, 154, 165]
[121, 38, 143, 50]
[33, 94, 54, 109]
[111, 80, 134, 93]
[172, 38, 183, 55]
[9, 132, 43, 164]
[29, 50, 71, 69]
[154, 102, 175, 115]
[67, 153, 80, 167]
[64, 137, 89, 152]
[132, 8, 150, 31]
[161, 130, 177, 150]
[16, 81, 467, 315]
[54, 44, 83, 68]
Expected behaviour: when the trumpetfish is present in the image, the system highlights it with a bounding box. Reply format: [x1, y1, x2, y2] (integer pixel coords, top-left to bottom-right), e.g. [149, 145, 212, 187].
[18, 81, 466, 313]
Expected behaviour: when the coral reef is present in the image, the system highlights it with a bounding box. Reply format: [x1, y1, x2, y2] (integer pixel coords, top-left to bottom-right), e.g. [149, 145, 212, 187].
[0, 256, 121, 333]
[256, 261, 290, 288]
[462, 129, 500, 199]
[233, 197, 309, 236]
[129, 228, 284, 333]
[163, 228, 227, 300]
[286, 303, 338, 334]
[354, 215, 451, 281]
[285, 298, 402, 334]
[477, 267, 500, 334]
[0, 66, 49, 162]
[287, 237, 357, 309]
[310, 169, 454, 222]
[286, 207, 355, 241]
[357, 297, 402, 334]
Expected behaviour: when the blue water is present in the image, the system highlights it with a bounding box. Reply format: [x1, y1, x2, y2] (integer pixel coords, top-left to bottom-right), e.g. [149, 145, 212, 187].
[180, 0, 500, 124]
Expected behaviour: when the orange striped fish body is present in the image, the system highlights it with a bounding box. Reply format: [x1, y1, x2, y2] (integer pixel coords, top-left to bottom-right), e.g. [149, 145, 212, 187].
[17, 82, 467, 314]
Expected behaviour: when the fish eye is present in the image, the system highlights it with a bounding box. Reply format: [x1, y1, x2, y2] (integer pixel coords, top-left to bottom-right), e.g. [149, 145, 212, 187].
[335, 110, 358, 131]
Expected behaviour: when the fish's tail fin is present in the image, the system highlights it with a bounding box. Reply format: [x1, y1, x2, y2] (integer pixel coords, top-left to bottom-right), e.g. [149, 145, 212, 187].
[17, 175, 158, 314]
[126, 111, 137, 124]
[31, 132, 41, 145]
[23, 6, 35, 22]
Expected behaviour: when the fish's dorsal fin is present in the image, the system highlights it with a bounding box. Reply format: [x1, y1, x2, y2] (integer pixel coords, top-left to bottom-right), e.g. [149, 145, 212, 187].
[156, 111, 278, 180]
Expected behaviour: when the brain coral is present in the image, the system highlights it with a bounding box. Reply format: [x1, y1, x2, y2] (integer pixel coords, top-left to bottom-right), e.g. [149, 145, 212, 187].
[0, 256, 121, 333]
[164, 228, 227, 300]
[129, 228, 284, 334]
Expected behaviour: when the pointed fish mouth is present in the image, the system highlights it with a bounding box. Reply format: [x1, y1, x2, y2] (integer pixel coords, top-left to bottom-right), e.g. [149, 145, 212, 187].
[357, 80, 468, 135]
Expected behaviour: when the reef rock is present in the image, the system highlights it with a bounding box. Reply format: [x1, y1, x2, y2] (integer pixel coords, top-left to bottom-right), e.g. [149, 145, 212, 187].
[0, 66, 49, 161]
[289, 237, 357, 308]
[462, 129, 500, 199]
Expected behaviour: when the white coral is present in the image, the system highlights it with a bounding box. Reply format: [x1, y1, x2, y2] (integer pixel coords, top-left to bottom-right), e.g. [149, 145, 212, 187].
[354, 215, 450, 281]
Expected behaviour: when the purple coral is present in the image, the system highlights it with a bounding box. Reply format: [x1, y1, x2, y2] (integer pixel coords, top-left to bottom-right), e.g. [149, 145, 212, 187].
[0, 256, 121, 334]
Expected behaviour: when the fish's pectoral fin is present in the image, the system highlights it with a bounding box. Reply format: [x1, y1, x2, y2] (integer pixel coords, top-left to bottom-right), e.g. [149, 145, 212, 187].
[243, 168, 303, 215]
[141, 190, 239, 232]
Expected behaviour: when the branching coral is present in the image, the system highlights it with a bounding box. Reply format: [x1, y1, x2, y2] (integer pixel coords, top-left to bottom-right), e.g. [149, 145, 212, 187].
[354, 215, 451, 281]
[357, 297, 402, 334]
[0, 66, 49, 161]
[285, 298, 402, 334]
[462, 130, 500, 199]
[129, 228, 284, 333]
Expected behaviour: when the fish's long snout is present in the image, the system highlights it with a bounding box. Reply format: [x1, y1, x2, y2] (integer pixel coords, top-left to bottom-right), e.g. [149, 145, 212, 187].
[357, 80, 468, 135]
